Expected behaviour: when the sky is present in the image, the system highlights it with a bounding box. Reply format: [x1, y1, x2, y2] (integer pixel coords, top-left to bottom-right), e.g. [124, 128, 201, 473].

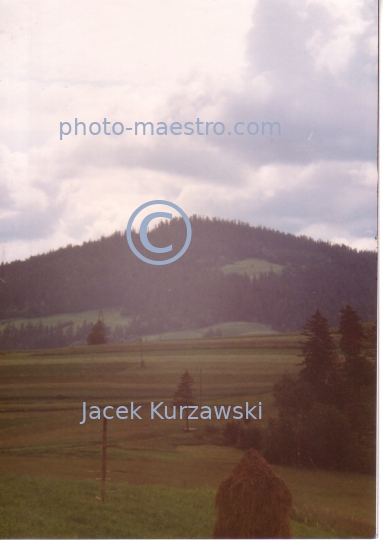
[0, 0, 378, 263]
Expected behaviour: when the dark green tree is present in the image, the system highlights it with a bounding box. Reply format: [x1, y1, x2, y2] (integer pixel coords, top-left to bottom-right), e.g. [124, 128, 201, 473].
[266, 308, 376, 473]
[273, 374, 312, 466]
[222, 421, 240, 446]
[302, 403, 357, 471]
[87, 320, 108, 345]
[263, 416, 297, 466]
[339, 305, 373, 387]
[339, 305, 364, 358]
[299, 309, 338, 404]
[339, 305, 376, 450]
[173, 370, 195, 432]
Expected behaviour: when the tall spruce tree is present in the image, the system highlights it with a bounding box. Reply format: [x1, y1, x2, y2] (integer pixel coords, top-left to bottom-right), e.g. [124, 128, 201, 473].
[272, 374, 312, 466]
[339, 305, 375, 439]
[87, 320, 108, 345]
[339, 305, 371, 386]
[299, 309, 338, 404]
[173, 370, 195, 432]
[266, 308, 375, 473]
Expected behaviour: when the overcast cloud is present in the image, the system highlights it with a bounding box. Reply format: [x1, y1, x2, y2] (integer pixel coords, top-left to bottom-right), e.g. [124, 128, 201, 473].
[0, 0, 377, 263]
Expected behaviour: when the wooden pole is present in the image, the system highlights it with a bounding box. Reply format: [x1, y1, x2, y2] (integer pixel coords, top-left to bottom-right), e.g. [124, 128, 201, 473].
[101, 416, 107, 503]
[140, 337, 145, 369]
[199, 367, 202, 408]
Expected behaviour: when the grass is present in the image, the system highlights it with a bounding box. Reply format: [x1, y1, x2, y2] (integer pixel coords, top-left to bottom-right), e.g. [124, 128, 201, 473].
[0, 473, 349, 539]
[220, 257, 284, 278]
[145, 321, 276, 341]
[275, 466, 376, 539]
[0, 333, 301, 361]
[0, 439, 376, 538]
[0, 474, 216, 539]
[0, 334, 376, 538]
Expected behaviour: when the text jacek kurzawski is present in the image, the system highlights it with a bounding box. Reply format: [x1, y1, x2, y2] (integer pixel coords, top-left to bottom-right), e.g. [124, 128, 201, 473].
[79, 402, 262, 424]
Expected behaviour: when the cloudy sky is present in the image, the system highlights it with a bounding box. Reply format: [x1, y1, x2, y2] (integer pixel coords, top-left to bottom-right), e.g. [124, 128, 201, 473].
[0, 0, 377, 263]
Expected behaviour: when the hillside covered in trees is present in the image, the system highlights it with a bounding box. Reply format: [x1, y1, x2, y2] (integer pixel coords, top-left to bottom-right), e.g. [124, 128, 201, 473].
[0, 217, 377, 343]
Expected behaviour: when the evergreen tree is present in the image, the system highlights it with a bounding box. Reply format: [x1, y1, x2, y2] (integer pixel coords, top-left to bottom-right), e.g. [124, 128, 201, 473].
[266, 308, 376, 473]
[339, 305, 371, 386]
[87, 320, 108, 345]
[272, 374, 312, 466]
[339, 305, 376, 443]
[173, 370, 195, 431]
[299, 309, 338, 403]
[302, 403, 357, 471]
[339, 305, 364, 355]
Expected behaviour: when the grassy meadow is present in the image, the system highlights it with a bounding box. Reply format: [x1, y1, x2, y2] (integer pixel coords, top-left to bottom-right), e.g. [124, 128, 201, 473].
[0, 334, 376, 538]
[220, 257, 284, 279]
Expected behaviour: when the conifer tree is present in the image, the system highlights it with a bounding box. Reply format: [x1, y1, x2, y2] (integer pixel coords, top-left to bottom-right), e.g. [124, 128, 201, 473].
[339, 305, 370, 386]
[87, 320, 108, 345]
[266, 308, 375, 473]
[339, 305, 375, 436]
[299, 309, 338, 403]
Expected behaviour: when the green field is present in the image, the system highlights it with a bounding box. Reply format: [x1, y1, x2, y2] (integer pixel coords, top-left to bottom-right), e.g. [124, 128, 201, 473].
[0, 335, 376, 538]
[146, 321, 276, 341]
[220, 257, 284, 279]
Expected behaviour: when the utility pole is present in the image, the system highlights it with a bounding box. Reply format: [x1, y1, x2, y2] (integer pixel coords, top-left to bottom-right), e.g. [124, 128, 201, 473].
[140, 337, 145, 369]
[101, 417, 107, 503]
[199, 367, 202, 408]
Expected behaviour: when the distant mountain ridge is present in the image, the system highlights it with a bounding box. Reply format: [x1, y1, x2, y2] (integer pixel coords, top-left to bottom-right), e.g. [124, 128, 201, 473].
[0, 217, 376, 332]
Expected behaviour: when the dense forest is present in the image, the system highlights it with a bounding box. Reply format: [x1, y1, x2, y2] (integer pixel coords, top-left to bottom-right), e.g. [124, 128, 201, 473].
[0, 217, 377, 348]
[217, 307, 376, 475]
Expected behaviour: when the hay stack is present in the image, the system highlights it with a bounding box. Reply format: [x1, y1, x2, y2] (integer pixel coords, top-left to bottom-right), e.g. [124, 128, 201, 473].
[213, 449, 293, 539]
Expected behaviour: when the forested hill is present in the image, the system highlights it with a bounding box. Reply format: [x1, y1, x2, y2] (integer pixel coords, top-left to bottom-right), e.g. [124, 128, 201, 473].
[0, 217, 377, 332]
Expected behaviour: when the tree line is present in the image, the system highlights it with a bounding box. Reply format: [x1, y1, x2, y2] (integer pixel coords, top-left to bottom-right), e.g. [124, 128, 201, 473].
[210, 306, 375, 474]
[263, 305, 376, 473]
[0, 319, 136, 351]
[0, 217, 376, 335]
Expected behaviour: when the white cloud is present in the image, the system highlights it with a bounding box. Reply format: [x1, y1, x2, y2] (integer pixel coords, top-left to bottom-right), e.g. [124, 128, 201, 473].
[0, 0, 377, 262]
